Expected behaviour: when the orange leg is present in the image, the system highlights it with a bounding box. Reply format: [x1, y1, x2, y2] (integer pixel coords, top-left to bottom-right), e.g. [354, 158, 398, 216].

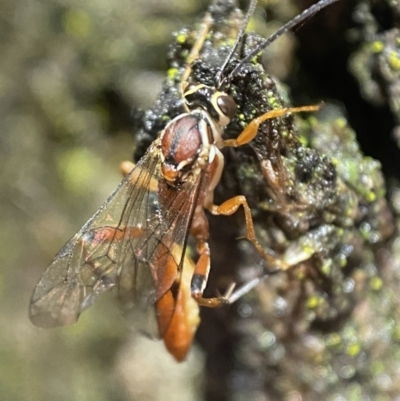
[189, 203, 276, 307]
[208, 196, 288, 270]
[223, 105, 320, 147]
[190, 236, 280, 308]
[120, 160, 135, 176]
[188, 204, 237, 307]
[120, 160, 158, 191]
[180, 12, 213, 99]
[190, 240, 236, 307]
[216, 105, 321, 267]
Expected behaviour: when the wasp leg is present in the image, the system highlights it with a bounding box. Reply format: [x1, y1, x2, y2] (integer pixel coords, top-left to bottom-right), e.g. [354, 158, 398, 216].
[208, 195, 288, 269]
[190, 240, 237, 307]
[187, 204, 234, 307]
[190, 192, 288, 308]
[120, 160, 135, 176]
[223, 105, 320, 147]
[180, 12, 213, 99]
[191, 243, 281, 307]
[190, 201, 280, 307]
[120, 160, 159, 191]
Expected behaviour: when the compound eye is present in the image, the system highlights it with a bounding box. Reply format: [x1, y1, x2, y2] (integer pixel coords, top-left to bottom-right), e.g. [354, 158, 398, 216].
[216, 94, 237, 121]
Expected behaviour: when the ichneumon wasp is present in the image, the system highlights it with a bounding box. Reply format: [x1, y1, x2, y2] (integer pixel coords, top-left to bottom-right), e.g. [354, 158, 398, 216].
[29, 0, 339, 361]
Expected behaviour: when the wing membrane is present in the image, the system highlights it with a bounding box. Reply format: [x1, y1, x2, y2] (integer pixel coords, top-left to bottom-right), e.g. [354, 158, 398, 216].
[29, 140, 204, 331]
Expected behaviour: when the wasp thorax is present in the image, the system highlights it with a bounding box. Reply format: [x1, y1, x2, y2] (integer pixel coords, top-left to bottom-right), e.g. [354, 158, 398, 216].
[160, 115, 202, 183]
[184, 83, 236, 127]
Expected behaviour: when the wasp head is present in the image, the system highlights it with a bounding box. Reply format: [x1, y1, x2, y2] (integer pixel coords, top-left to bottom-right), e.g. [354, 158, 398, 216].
[184, 83, 236, 127]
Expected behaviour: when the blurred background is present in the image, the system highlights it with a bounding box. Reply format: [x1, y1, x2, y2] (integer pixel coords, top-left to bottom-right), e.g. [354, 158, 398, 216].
[1, 0, 399, 400]
[0, 0, 206, 400]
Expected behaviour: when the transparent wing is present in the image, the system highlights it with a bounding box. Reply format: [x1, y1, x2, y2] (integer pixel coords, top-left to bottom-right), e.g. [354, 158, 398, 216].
[29, 140, 204, 330]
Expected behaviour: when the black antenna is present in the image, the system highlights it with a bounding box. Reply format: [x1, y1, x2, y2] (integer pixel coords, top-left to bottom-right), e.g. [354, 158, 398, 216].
[215, 0, 258, 86]
[219, 0, 340, 89]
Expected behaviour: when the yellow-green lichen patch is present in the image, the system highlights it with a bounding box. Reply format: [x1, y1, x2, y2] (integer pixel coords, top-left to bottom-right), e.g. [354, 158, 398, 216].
[321, 259, 333, 275]
[346, 343, 361, 357]
[370, 40, 384, 53]
[266, 93, 281, 109]
[334, 117, 347, 129]
[392, 325, 400, 342]
[306, 295, 321, 309]
[167, 67, 179, 80]
[63, 9, 92, 39]
[325, 333, 342, 348]
[335, 253, 348, 268]
[388, 50, 400, 71]
[56, 148, 101, 196]
[176, 33, 187, 44]
[298, 134, 309, 147]
[369, 276, 383, 291]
